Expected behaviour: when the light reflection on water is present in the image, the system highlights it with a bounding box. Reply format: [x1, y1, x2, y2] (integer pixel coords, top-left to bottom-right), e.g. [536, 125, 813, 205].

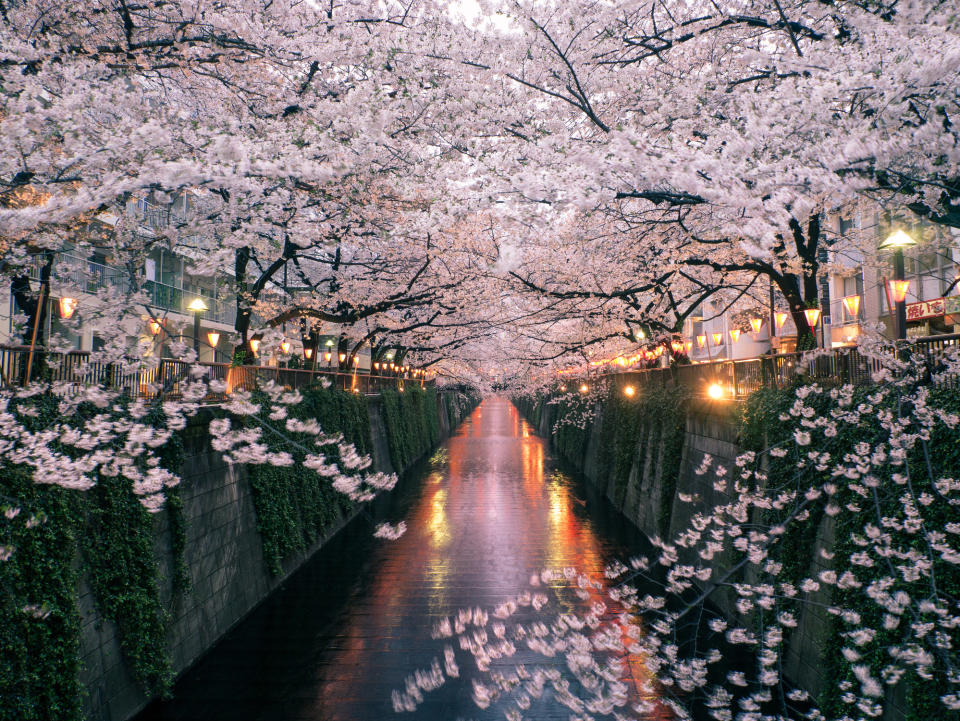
[137, 397, 672, 721]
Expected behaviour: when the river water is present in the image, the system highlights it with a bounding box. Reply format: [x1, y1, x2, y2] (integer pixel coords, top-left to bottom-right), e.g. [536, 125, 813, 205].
[137, 397, 671, 721]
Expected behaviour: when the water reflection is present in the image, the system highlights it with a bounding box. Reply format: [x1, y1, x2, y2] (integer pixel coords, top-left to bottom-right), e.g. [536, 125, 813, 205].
[138, 397, 671, 721]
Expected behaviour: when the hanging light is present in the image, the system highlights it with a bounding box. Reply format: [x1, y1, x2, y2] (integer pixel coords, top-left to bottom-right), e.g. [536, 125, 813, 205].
[249, 339, 261, 356]
[339, 352, 346, 363]
[623, 385, 636, 398]
[207, 332, 220, 348]
[803, 307, 821, 328]
[890, 279, 911, 304]
[775, 311, 789, 329]
[579, 383, 589, 394]
[374, 361, 380, 370]
[842, 295, 861, 319]
[696, 335, 706, 348]
[304, 347, 313, 360]
[712, 333, 723, 346]
[58, 297, 78, 319]
[684, 341, 693, 353]
[352, 356, 359, 365]
[324, 351, 332, 362]
[280, 340, 291, 355]
[749, 317, 763, 333]
[729, 329, 741, 343]
[149, 319, 163, 336]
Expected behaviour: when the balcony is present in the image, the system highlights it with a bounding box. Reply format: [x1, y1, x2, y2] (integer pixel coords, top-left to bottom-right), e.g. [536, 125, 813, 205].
[144, 281, 236, 326]
[27, 254, 236, 327]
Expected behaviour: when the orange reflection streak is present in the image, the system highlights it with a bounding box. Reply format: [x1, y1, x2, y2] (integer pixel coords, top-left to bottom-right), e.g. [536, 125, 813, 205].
[310, 397, 673, 720]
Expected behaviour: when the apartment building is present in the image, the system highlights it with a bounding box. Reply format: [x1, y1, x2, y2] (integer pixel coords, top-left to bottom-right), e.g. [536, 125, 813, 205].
[684, 210, 960, 361]
[2, 194, 237, 363]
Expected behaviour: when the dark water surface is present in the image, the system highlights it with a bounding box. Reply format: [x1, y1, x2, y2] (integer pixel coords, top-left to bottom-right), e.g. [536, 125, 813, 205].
[137, 397, 668, 721]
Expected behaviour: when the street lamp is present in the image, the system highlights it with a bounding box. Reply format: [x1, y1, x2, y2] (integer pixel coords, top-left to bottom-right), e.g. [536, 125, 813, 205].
[186, 297, 208, 355]
[880, 229, 918, 340]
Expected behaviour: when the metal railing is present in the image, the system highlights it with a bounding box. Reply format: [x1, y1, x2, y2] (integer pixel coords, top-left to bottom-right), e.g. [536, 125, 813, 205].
[591, 334, 960, 400]
[134, 197, 187, 229]
[0, 347, 429, 400]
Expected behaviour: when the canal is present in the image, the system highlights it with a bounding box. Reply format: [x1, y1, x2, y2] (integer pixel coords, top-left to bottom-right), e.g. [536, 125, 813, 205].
[137, 397, 670, 721]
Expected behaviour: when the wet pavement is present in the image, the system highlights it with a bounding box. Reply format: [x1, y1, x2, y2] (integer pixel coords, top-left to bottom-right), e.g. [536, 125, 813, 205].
[137, 397, 668, 721]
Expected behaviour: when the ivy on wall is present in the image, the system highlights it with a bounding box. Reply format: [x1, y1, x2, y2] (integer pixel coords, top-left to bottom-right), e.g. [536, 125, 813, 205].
[739, 384, 960, 720]
[242, 386, 371, 576]
[381, 387, 440, 471]
[0, 395, 185, 721]
[515, 385, 689, 538]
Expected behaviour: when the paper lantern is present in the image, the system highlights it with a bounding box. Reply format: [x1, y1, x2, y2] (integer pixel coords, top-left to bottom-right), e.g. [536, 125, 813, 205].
[59, 297, 78, 319]
[803, 308, 821, 328]
[842, 295, 861, 318]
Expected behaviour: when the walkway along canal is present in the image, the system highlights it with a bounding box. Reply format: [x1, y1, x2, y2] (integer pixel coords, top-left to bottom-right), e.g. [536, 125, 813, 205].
[136, 397, 672, 721]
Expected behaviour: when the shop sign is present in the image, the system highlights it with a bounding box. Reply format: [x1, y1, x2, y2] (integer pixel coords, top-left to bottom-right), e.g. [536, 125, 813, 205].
[906, 297, 945, 321]
[944, 295, 960, 315]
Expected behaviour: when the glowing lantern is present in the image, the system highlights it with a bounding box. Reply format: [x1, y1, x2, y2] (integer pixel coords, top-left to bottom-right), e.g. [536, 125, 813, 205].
[685, 341, 693, 353]
[707, 383, 725, 400]
[749, 317, 763, 333]
[325, 352, 332, 362]
[304, 347, 313, 360]
[579, 383, 589, 394]
[339, 353, 346, 363]
[671, 340, 683, 352]
[889, 279, 910, 304]
[374, 361, 380, 370]
[729, 329, 741, 343]
[775, 311, 789, 329]
[249, 339, 261, 356]
[149, 319, 163, 336]
[280, 340, 291, 354]
[207, 332, 220, 348]
[803, 307, 821, 328]
[696, 335, 706, 348]
[59, 297, 78, 319]
[842, 295, 861, 319]
[712, 333, 723, 346]
[624, 385, 636, 398]
[353, 356, 359, 365]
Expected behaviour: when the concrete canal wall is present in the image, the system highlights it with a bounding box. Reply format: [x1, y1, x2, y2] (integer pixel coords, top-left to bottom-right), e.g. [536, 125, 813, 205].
[80, 389, 477, 721]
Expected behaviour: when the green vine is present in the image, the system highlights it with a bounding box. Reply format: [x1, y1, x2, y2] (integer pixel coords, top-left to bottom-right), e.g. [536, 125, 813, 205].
[739, 384, 960, 720]
[0, 394, 187, 719]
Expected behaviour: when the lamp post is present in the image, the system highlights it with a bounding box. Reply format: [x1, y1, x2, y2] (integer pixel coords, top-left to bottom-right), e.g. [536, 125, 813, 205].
[187, 297, 208, 355]
[880, 230, 917, 341]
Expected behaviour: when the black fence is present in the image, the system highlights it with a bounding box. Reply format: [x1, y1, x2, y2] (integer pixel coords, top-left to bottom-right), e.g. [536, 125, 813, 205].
[0, 347, 430, 400]
[578, 335, 960, 400]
